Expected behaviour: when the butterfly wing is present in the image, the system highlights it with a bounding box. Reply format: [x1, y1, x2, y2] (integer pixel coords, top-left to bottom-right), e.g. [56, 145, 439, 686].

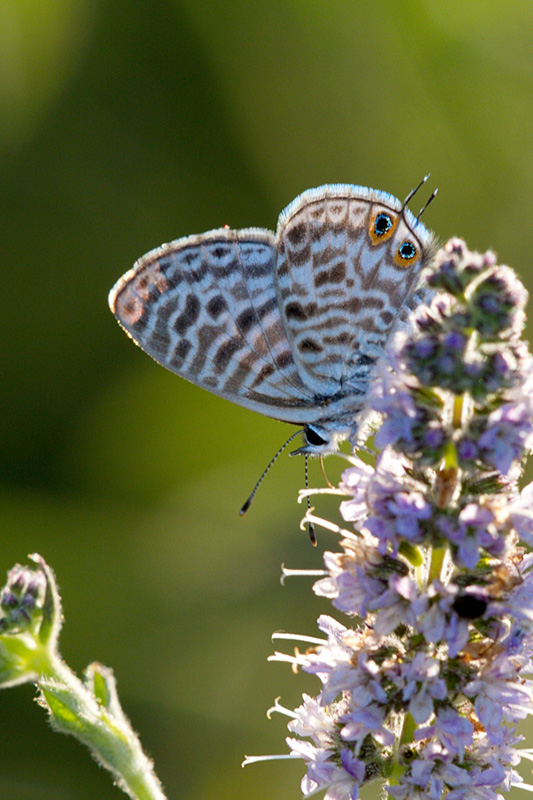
[109, 228, 321, 424]
[275, 185, 435, 393]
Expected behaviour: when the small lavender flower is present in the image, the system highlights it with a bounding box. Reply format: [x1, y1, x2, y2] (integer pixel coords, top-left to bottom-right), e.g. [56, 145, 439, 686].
[251, 240, 533, 799]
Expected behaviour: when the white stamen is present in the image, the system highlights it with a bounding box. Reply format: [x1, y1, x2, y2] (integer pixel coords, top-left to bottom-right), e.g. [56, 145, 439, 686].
[298, 487, 351, 500]
[242, 753, 297, 767]
[268, 651, 302, 664]
[281, 565, 328, 584]
[511, 781, 533, 793]
[299, 510, 352, 536]
[266, 697, 298, 719]
[272, 631, 325, 645]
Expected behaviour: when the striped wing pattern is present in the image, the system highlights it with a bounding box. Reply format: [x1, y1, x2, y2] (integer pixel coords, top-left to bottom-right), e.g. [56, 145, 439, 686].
[276, 186, 435, 392]
[109, 185, 434, 432]
[110, 229, 321, 423]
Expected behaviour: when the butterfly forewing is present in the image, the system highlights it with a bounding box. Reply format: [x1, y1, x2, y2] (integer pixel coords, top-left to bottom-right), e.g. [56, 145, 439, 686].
[110, 229, 321, 423]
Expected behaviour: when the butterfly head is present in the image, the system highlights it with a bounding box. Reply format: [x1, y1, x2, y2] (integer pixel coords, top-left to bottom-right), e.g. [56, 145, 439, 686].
[290, 424, 350, 456]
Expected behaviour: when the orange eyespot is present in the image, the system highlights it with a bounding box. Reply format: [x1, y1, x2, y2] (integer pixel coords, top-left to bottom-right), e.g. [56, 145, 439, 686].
[369, 211, 397, 245]
[394, 239, 419, 269]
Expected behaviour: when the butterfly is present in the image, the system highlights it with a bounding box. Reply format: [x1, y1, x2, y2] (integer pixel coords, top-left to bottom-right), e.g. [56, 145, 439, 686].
[109, 180, 437, 538]
[109, 180, 435, 457]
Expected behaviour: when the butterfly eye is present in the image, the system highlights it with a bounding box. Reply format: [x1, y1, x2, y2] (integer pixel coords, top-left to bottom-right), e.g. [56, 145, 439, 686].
[369, 211, 397, 245]
[305, 426, 328, 447]
[394, 239, 418, 268]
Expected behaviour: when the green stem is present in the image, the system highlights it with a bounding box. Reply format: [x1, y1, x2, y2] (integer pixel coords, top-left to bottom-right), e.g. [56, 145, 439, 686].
[39, 656, 166, 800]
[399, 712, 416, 747]
[452, 393, 465, 428]
[428, 546, 446, 584]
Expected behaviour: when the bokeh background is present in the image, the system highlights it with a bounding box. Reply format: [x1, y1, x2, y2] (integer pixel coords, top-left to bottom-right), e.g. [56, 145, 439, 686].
[1, 1, 533, 798]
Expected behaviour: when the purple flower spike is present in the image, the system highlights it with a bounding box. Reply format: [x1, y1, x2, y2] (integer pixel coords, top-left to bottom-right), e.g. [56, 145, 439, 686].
[258, 241, 533, 800]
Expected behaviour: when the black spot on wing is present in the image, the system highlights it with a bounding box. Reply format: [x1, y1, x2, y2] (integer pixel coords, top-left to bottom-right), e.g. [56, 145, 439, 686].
[314, 262, 346, 288]
[207, 295, 228, 319]
[214, 339, 242, 372]
[287, 222, 307, 245]
[174, 294, 201, 335]
[299, 338, 323, 353]
[236, 308, 256, 333]
[285, 302, 307, 321]
[276, 351, 293, 369]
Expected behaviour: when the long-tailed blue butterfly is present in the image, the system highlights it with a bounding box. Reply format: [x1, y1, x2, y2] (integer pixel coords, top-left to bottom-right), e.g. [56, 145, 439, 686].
[109, 180, 436, 535]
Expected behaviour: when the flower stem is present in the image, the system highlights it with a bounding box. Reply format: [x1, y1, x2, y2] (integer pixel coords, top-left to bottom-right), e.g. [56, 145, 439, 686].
[399, 711, 417, 747]
[39, 656, 166, 800]
[452, 393, 465, 428]
[428, 546, 446, 584]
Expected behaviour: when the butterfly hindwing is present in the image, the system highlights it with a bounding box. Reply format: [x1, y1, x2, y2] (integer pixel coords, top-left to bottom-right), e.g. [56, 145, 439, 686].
[275, 186, 434, 393]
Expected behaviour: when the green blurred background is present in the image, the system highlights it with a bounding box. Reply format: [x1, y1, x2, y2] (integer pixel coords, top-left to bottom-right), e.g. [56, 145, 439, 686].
[1, 1, 532, 798]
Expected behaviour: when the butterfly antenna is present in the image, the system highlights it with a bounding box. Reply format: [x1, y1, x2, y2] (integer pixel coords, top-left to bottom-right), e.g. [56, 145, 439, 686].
[305, 454, 317, 546]
[401, 173, 430, 212]
[240, 429, 304, 516]
[416, 187, 438, 223]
